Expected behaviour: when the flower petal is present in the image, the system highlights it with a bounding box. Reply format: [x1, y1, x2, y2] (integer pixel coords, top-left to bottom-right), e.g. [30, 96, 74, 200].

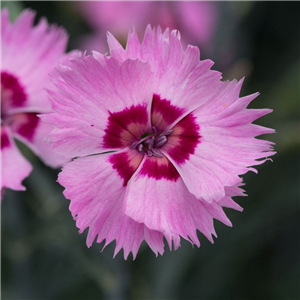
[1, 9, 70, 113]
[43, 55, 154, 158]
[124, 156, 235, 249]
[58, 153, 164, 259]
[109, 26, 222, 116]
[9, 113, 69, 168]
[1, 126, 32, 192]
[164, 79, 275, 202]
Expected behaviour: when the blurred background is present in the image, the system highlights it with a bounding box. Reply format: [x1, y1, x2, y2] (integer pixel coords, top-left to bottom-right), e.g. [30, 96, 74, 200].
[1, 1, 299, 299]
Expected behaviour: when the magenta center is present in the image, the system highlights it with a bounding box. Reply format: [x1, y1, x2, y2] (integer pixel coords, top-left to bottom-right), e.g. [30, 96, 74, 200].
[104, 94, 201, 183]
[1, 71, 27, 120]
[1, 72, 39, 147]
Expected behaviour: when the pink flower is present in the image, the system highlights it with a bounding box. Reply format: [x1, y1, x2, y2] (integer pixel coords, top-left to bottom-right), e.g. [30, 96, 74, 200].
[76, 1, 218, 53]
[1, 9, 76, 197]
[43, 26, 275, 259]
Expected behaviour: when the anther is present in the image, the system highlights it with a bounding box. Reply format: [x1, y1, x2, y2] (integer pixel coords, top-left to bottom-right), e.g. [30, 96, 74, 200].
[130, 141, 138, 149]
[130, 126, 173, 158]
[148, 136, 155, 150]
[152, 126, 157, 136]
[147, 149, 153, 157]
[138, 144, 144, 152]
[154, 135, 167, 148]
[161, 130, 173, 136]
[152, 148, 164, 158]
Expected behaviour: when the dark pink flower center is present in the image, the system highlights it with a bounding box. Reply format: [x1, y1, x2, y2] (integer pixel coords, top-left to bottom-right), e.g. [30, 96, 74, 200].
[105, 94, 201, 184]
[1, 127, 10, 149]
[103, 104, 149, 149]
[1, 72, 39, 144]
[10, 113, 40, 141]
[1, 72, 27, 118]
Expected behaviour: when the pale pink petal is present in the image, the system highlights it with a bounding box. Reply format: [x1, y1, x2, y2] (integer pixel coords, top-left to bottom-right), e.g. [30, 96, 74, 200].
[124, 156, 235, 249]
[218, 196, 244, 212]
[49, 50, 80, 81]
[106, 32, 127, 61]
[218, 183, 246, 212]
[1, 126, 32, 192]
[58, 153, 164, 259]
[9, 113, 69, 168]
[1, 9, 69, 113]
[109, 26, 222, 118]
[164, 79, 275, 203]
[43, 55, 154, 157]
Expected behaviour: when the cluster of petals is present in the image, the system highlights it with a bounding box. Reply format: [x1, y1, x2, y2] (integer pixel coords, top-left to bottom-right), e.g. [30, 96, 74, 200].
[76, 1, 218, 53]
[43, 26, 275, 259]
[1, 9, 75, 197]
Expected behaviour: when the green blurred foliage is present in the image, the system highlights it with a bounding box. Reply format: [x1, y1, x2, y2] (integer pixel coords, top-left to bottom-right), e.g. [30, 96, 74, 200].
[1, 1, 23, 21]
[1, 1, 299, 300]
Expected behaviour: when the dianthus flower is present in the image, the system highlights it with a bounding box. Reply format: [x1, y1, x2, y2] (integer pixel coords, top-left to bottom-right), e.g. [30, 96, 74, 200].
[43, 26, 275, 259]
[76, 1, 217, 53]
[1, 9, 75, 197]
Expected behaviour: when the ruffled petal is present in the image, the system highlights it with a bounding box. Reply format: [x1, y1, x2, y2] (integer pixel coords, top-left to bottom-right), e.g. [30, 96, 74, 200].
[1, 9, 70, 113]
[164, 79, 275, 202]
[124, 156, 236, 250]
[58, 153, 164, 259]
[1, 126, 32, 192]
[9, 113, 69, 168]
[43, 55, 154, 158]
[109, 26, 222, 116]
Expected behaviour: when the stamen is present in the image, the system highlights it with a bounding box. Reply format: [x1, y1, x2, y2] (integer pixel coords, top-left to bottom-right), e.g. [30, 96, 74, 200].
[138, 144, 144, 152]
[152, 148, 164, 158]
[148, 136, 155, 150]
[147, 149, 153, 157]
[161, 130, 173, 136]
[130, 126, 173, 158]
[154, 135, 167, 148]
[152, 126, 157, 136]
[130, 141, 138, 149]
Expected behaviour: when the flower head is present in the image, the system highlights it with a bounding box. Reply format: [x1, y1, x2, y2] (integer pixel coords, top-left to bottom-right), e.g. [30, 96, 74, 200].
[77, 1, 218, 53]
[1, 9, 76, 197]
[43, 26, 275, 259]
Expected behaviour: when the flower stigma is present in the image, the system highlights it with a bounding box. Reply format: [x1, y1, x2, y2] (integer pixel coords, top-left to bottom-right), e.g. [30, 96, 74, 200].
[130, 126, 173, 158]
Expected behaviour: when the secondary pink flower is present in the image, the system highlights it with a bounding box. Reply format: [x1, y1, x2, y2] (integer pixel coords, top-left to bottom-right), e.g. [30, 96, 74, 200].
[76, 1, 218, 53]
[43, 26, 275, 259]
[1, 9, 75, 197]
